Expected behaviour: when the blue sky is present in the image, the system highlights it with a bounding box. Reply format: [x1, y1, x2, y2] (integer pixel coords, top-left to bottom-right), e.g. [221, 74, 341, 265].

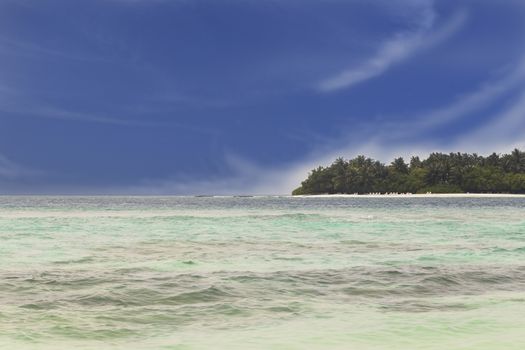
[1, 0, 525, 194]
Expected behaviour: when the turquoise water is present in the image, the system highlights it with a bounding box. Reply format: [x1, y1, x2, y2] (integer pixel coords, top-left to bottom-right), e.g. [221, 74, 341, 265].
[1, 196, 525, 349]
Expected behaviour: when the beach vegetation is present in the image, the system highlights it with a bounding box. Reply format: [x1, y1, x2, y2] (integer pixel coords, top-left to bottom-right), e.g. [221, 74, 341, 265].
[292, 149, 525, 195]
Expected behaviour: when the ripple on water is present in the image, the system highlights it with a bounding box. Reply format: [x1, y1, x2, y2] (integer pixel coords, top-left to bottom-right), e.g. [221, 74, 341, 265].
[2, 196, 525, 349]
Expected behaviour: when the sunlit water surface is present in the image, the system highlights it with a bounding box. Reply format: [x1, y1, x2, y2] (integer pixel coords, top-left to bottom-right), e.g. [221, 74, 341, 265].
[1, 196, 525, 349]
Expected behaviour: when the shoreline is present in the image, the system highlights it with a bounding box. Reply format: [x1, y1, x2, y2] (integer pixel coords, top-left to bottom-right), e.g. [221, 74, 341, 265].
[291, 193, 525, 198]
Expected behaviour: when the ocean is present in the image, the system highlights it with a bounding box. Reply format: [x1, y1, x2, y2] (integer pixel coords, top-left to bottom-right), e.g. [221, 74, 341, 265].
[1, 196, 524, 349]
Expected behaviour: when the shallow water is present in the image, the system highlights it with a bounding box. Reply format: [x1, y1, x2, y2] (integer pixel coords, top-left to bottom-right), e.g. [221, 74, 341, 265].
[1, 196, 525, 349]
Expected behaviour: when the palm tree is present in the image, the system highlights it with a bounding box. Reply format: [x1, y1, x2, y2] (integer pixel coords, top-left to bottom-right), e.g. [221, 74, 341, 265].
[410, 156, 422, 169]
[510, 149, 525, 173]
[331, 157, 347, 193]
[391, 157, 409, 174]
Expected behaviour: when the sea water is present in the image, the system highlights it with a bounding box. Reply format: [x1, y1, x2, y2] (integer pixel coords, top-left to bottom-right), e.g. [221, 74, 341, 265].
[1, 196, 524, 349]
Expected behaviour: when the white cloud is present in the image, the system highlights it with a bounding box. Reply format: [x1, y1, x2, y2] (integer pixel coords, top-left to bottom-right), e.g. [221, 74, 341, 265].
[0, 154, 25, 179]
[0, 103, 155, 126]
[416, 60, 525, 129]
[0, 103, 221, 135]
[121, 154, 300, 195]
[0, 36, 111, 63]
[106, 52, 525, 196]
[454, 90, 525, 153]
[317, 8, 467, 92]
[152, 60, 525, 195]
[1, 0, 520, 195]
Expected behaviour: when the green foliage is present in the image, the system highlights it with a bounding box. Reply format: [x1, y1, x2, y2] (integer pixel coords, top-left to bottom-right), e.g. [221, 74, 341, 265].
[293, 149, 525, 195]
[292, 187, 307, 195]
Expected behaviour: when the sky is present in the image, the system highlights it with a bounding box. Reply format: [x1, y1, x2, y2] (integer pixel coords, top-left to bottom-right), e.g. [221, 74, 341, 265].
[1, 0, 525, 194]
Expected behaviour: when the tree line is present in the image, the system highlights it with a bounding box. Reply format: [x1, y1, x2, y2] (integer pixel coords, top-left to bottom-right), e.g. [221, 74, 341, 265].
[292, 149, 525, 195]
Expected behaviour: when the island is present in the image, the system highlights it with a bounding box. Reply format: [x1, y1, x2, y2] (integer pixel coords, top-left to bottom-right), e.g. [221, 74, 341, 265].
[292, 149, 525, 195]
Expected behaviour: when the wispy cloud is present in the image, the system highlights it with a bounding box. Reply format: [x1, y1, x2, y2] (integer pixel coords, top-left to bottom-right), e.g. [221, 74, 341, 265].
[0, 103, 221, 135]
[0, 84, 17, 94]
[121, 153, 307, 195]
[0, 153, 30, 179]
[7, 106, 164, 126]
[142, 58, 525, 195]
[41, 84, 525, 196]
[455, 89, 525, 153]
[317, 8, 467, 92]
[416, 63, 525, 128]
[368, 58, 525, 137]
[0, 36, 111, 63]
